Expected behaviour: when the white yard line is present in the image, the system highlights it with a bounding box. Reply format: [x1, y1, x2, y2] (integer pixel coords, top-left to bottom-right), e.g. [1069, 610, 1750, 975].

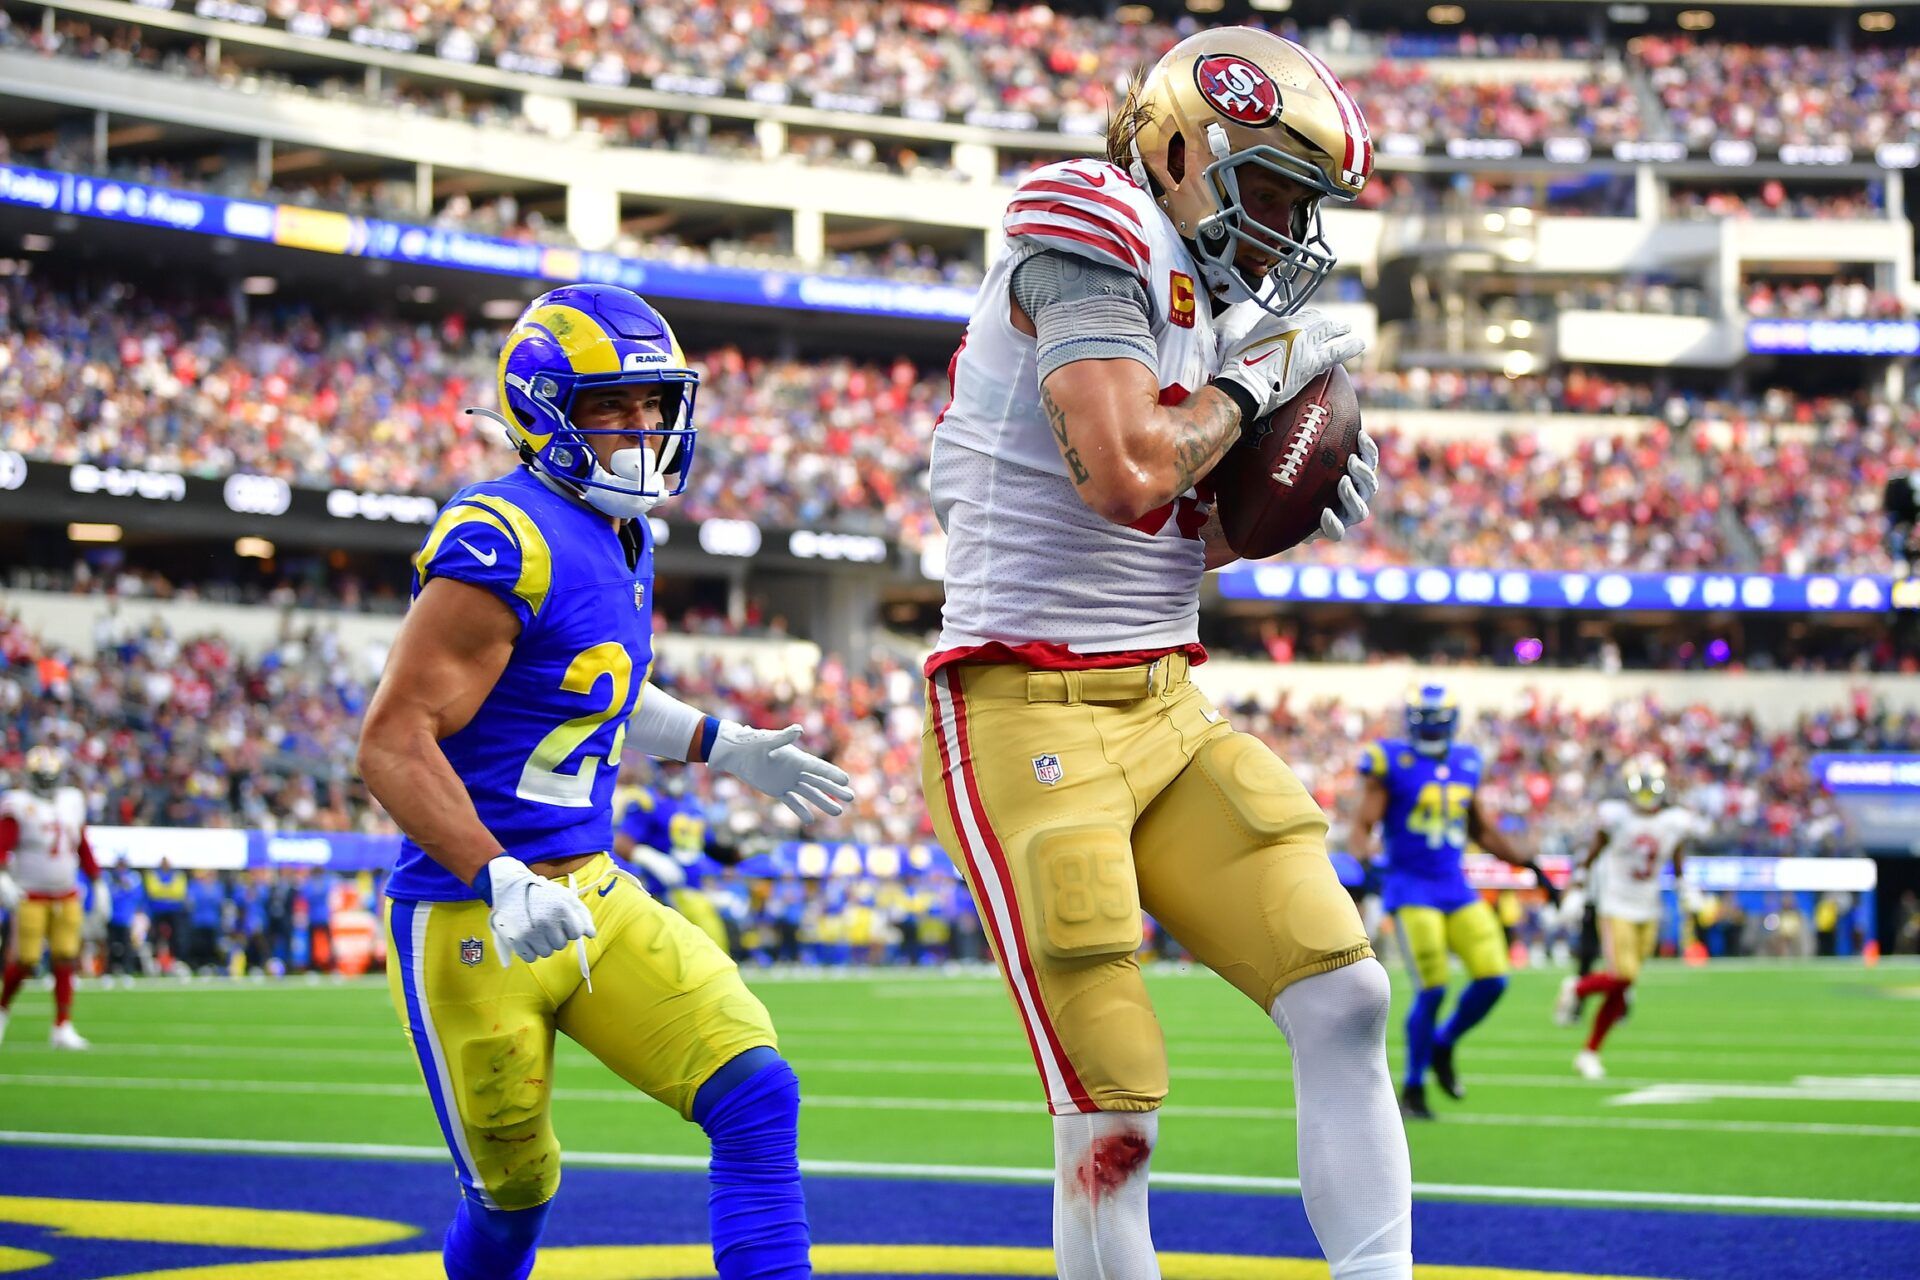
[1, 1129, 1915, 1217]
[2, 1073, 1911, 1139]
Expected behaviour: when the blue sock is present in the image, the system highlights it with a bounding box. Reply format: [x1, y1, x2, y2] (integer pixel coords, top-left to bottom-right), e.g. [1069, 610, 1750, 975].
[696, 1048, 811, 1280]
[443, 1195, 549, 1280]
[1437, 976, 1508, 1048]
[1404, 986, 1447, 1089]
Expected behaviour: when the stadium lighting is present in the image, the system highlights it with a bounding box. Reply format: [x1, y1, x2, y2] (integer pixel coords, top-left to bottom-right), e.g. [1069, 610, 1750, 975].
[1116, 4, 1154, 22]
[20, 234, 53, 252]
[67, 523, 122, 543]
[1248, 0, 1293, 11]
[1428, 5, 1466, 24]
[235, 537, 275, 559]
[1860, 11, 1894, 31]
[482, 298, 527, 320]
[1502, 350, 1537, 378]
[1482, 212, 1506, 233]
[1676, 9, 1713, 30]
[1186, 0, 1225, 14]
[1510, 318, 1533, 339]
[1486, 324, 1507, 344]
[240, 276, 278, 296]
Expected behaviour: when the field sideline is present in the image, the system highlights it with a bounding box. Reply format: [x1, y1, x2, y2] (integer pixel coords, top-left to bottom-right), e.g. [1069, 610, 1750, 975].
[3, 959, 1917, 1277]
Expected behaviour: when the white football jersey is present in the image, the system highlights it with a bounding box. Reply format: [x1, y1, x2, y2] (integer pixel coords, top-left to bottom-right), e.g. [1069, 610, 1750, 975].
[1, 786, 88, 896]
[1592, 800, 1707, 923]
[930, 159, 1222, 669]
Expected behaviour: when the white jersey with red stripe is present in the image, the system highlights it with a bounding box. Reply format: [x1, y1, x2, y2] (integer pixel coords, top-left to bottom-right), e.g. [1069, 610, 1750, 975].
[929, 159, 1220, 672]
[1, 787, 88, 897]
[1592, 800, 1707, 923]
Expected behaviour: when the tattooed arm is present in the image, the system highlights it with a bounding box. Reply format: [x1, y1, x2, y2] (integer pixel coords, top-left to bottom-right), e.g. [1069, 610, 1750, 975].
[1036, 358, 1246, 526]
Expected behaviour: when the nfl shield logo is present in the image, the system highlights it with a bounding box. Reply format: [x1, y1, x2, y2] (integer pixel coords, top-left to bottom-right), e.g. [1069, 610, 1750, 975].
[459, 936, 484, 967]
[634, 582, 646, 611]
[1031, 754, 1064, 786]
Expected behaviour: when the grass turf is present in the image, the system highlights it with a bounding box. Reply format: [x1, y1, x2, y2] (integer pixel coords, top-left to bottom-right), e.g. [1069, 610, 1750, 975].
[3, 960, 1916, 1211]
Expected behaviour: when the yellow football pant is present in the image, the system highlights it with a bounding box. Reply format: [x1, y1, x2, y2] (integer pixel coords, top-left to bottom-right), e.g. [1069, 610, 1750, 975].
[1395, 900, 1509, 991]
[384, 855, 776, 1211]
[922, 655, 1371, 1115]
[1601, 915, 1659, 982]
[12, 894, 83, 964]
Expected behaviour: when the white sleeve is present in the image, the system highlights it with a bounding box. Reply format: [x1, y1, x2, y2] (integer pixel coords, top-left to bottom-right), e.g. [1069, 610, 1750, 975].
[626, 682, 708, 762]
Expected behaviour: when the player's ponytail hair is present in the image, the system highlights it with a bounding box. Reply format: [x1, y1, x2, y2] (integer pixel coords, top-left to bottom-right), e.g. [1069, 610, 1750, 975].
[1105, 75, 1155, 172]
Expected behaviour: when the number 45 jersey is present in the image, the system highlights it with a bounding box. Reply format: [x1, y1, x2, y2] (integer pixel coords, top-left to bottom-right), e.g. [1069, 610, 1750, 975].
[387, 467, 654, 902]
[1359, 739, 1485, 914]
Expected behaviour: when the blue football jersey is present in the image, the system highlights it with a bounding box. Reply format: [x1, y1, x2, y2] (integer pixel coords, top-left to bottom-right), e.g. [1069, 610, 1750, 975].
[1358, 738, 1483, 912]
[618, 788, 718, 890]
[386, 467, 656, 902]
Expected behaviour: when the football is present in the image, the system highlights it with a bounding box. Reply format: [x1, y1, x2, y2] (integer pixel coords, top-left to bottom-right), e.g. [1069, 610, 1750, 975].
[1210, 364, 1363, 560]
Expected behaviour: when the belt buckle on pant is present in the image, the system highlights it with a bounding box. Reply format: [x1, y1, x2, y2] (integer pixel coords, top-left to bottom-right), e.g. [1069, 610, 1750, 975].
[1146, 657, 1162, 695]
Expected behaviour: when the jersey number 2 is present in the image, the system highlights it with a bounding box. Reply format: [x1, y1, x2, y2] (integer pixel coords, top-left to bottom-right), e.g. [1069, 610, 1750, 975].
[517, 642, 632, 808]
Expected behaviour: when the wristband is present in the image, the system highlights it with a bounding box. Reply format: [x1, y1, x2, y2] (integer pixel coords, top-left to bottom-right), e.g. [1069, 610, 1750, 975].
[1211, 378, 1260, 432]
[698, 716, 723, 762]
[472, 855, 503, 907]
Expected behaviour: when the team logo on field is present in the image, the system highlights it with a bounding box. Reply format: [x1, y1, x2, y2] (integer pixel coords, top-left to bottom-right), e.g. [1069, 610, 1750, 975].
[1194, 54, 1281, 127]
[1169, 271, 1196, 328]
[1031, 754, 1064, 786]
[459, 936, 484, 966]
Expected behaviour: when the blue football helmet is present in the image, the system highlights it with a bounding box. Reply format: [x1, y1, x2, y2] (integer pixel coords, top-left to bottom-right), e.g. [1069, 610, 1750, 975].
[479, 284, 698, 520]
[1404, 683, 1458, 756]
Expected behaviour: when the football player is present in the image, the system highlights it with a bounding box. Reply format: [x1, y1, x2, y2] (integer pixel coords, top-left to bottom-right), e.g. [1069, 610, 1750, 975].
[1557, 756, 1706, 1079]
[0, 745, 100, 1050]
[918, 29, 1409, 1280]
[614, 767, 732, 951]
[357, 285, 851, 1280]
[1351, 686, 1560, 1120]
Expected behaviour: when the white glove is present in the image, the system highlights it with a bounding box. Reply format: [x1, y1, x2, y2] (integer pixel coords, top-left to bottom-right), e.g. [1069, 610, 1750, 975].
[0, 871, 18, 911]
[1213, 304, 1366, 419]
[88, 879, 112, 922]
[1310, 426, 1381, 544]
[481, 855, 596, 965]
[709, 722, 856, 823]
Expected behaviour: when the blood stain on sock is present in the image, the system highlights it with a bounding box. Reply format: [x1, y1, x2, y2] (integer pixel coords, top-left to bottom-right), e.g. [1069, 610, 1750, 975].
[1075, 1132, 1152, 1199]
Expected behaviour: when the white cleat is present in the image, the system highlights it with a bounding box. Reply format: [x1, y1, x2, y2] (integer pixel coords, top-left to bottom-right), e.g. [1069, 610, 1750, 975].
[1574, 1049, 1605, 1080]
[49, 1022, 90, 1051]
[1554, 975, 1581, 1028]
[0, 1008, 8, 1046]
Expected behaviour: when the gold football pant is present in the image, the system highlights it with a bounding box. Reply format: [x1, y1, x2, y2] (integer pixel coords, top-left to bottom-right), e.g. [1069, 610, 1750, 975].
[1600, 914, 1660, 982]
[921, 655, 1372, 1114]
[12, 893, 83, 964]
[384, 854, 776, 1210]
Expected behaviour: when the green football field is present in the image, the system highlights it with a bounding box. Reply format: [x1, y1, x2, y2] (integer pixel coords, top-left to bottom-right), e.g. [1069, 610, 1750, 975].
[4, 959, 1917, 1211]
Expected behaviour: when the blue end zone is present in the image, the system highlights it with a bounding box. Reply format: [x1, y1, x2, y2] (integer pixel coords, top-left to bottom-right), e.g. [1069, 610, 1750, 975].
[5, 1146, 1915, 1280]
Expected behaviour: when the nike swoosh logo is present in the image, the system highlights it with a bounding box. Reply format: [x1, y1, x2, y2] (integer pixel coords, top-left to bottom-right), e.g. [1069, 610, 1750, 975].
[597, 879, 617, 897]
[458, 539, 498, 567]
[1240, 331, 1299, 376]
[1081, 169, 1108, 187]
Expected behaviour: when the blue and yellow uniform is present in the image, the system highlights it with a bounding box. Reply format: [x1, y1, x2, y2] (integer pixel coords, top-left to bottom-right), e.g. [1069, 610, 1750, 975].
[1359, 738, 1508, 990]
[617, 786, 730, 949]
[383, 466, 776, 1213]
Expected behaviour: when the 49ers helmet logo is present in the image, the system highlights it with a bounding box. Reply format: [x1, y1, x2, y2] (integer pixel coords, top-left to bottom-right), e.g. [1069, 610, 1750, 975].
[1194, 54, 1281, 127]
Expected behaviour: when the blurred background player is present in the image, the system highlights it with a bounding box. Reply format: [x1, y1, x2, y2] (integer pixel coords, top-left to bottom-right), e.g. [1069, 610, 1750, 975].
[0, 745, 101, 1049]
[920, 28, 1410, 1280]
[357, 284, 851, 1280]
[1559, 756, 1709, 1079]
[1352, 685, 1561, 1120]
[614, 765, 733, 951]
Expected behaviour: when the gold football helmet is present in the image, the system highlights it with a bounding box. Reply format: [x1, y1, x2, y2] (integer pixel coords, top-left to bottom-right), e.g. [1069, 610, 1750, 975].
[1115, 27, 1371, 317]
[1623, 755, 1668, 812]
[24, 744, 65, 794]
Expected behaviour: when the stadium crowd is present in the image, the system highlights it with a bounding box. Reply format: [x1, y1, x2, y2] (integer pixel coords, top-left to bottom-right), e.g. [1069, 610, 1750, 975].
[7, 269, 1920, 571]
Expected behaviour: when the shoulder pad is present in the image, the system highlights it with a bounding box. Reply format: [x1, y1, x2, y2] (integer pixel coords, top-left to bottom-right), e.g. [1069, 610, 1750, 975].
[1004, 161, 1153, 284]
[412, 490, 554, 626]
[1358, 742, 1390, 777]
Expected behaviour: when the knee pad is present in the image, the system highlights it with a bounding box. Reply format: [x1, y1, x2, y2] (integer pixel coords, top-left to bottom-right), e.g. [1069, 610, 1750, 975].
[698, 1049, 801, 1164]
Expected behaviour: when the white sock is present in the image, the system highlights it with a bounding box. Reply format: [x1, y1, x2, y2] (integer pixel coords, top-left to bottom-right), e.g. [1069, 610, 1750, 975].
[1052, 1109, 1161, 1280]
[1271, 961, 1414, 1280]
